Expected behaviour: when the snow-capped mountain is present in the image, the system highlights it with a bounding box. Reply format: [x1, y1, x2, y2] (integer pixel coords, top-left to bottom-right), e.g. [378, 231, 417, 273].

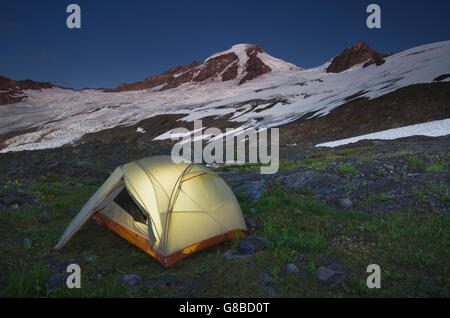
[106, 44, 301, 92]
[0, 41, 449, 152]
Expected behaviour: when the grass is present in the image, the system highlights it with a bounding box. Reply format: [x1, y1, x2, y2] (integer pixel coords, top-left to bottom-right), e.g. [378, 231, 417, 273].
[408, 155, 424, 168]
[339, 163, 359, 175]
[7, 263, 52, 297]
[377, 193, 390, 202]
[0, 166, 449, 298]
[426, 160, 447, 173]
[376, 169, 385, 177]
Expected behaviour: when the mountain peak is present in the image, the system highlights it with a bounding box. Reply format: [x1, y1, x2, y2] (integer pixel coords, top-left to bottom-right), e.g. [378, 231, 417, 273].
[108, 44, 301, 92]
[326, 42, 388, 73]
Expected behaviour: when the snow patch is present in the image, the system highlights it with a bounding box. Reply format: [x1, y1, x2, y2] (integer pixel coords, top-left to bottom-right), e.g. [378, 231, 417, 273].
[315, 118, 450, 148]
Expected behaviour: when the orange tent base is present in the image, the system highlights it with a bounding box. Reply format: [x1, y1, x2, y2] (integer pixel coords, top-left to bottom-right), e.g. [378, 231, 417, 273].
[93, 213, 244, 267]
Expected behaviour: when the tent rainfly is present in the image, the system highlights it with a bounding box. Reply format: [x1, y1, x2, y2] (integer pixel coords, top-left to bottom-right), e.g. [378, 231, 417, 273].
[54, 156, 247, 267]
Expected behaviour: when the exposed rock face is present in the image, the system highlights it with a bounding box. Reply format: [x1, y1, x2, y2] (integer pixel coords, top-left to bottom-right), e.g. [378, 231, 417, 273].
[239, 46, 272, 85]
[107, 44, 300, 92]
[326, 42, 388, 73]
[0, 75, 58, 105]
[104, 61, 201, 92]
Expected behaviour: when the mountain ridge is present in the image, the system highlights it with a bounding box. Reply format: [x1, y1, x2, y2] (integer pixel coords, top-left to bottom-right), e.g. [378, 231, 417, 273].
[1, 40, 449, 153]
[0, 41, 383, 101]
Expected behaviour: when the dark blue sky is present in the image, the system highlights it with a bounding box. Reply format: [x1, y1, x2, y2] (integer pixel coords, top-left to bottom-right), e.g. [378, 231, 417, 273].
[1, 0, 449, 90]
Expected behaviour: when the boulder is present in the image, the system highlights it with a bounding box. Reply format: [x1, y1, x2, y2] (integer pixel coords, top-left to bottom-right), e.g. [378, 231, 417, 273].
[316, 266, 346, 285]
[122, 274, 142, 291]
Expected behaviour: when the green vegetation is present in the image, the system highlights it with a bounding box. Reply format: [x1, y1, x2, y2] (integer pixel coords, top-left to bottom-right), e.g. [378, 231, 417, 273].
[426, 160, 447, 173]
[7, 263, 51, 297]
[0, 141, 448, 298]
[1, 178, 449, 298]
[376, 169, 385, 177]
[408, 155, 424, 168]
[339, 163, 359, 175]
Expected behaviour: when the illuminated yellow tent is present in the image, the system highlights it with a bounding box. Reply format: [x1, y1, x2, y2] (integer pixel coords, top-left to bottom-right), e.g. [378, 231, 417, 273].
[55, 155, 247, 267]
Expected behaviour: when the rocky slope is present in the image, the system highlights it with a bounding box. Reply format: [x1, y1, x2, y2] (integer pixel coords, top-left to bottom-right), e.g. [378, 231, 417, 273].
[326, 42, 388, 73]
[0, 76, 59, 105]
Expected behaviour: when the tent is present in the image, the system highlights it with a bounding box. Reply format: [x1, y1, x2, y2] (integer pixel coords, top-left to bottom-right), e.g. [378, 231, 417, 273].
[54, 155, 247, 267]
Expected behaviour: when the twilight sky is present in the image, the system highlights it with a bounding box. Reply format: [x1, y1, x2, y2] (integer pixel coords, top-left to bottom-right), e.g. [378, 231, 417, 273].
[1, 0, 449, 89]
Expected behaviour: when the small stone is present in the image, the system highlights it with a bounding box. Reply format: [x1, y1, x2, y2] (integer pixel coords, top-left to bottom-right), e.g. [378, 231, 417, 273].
[358, 226, 365, 231]
[244, 216, 257, 230]
[263, 286, 276, 295]
[10, 203, 19, 210]
[259, 272, 276, 294]
[245, 236, 270, 251]
[223, 249, 253, 260]
[122, 274, 142, 290]
[338, 198, 353, 210]
[316, 266, 346, 285]
[259, 272, 274, 285]
[23, 238, 32, 248]
[45, 273, 68, 291]
[237, 241, 255, 255]
[248, 263, 256, 269]
[250, 208, 257, 214]
[285, 263, 299, 274]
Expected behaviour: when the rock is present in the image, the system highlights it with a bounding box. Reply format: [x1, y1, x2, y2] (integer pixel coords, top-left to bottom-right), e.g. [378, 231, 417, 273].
[248, 263, 256, 269]
[48, 259, 69, 272]
[259, 272, 276, 295]
[327, 42, 388, 73]
[278, 170, 321, 190]
[234, 180, 267, 203]
[319, 255, 347, 272]
[250, 208, 257, 214]
[23, 238, 32, 248]
[285, 263, 299, 274]
[37, 212, 50, 223]
[358, 226, 365, 231]
[223, 249, 253, 260]
[122, 274, 142, 291]
[2, 193, 20, 205]
[244, 216, 258, 231]
[245, 236, 270, 251]
[144, 277, 176, 291]
[237, 241, 255, 255]
[338, 198, 353, 210]
[1, 191, 36, 207]
[316, 266, 346, 285]
[45, 273, 69, 292]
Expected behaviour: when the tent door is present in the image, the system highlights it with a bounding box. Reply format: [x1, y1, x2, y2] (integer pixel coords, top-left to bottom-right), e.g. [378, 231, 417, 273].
[113, 188, 148, 224]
